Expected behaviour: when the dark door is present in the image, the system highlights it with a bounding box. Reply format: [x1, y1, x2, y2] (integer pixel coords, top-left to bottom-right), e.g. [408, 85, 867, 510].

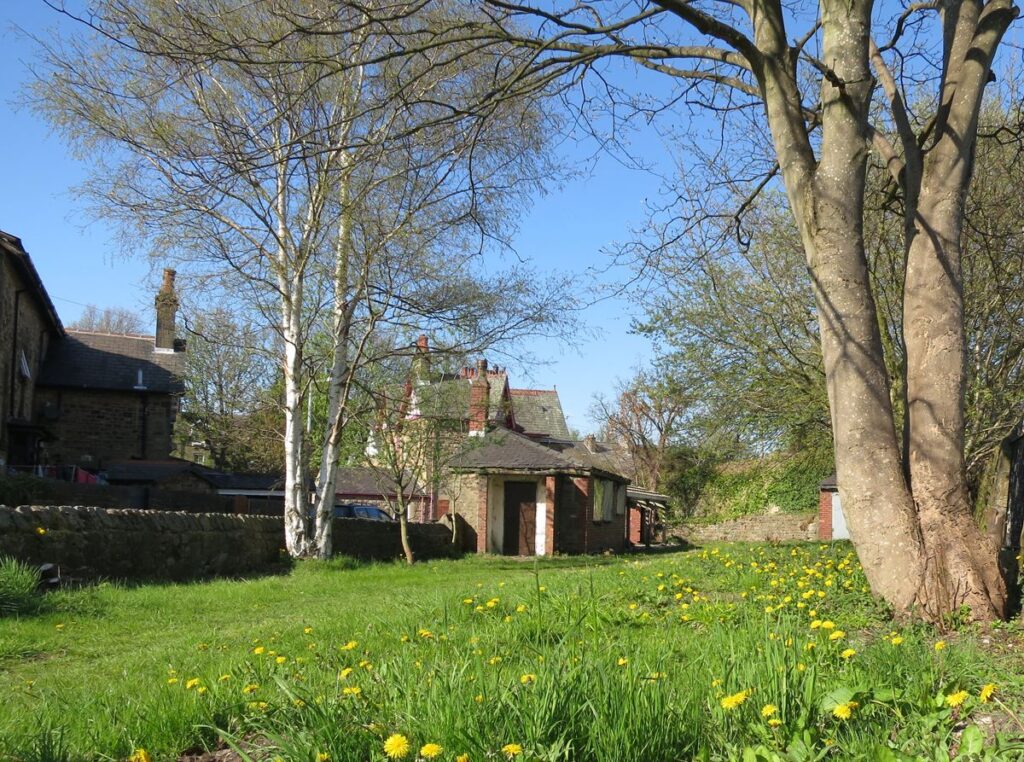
[503, 481, 537, 555]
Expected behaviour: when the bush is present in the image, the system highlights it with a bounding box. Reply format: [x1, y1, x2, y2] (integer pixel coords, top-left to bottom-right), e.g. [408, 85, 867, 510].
[0, 474, 46, 506]
[0, 556, 41, 616]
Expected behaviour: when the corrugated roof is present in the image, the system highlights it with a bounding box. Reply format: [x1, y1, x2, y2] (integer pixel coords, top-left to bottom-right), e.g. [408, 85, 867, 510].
[335, 465, 427, 498]
[510, 389, 571, 440]
[38, 330, 185, 394]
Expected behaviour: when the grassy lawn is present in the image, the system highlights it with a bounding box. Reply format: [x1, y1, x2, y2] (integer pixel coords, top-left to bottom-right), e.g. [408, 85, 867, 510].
[1, 543, 1023, 761]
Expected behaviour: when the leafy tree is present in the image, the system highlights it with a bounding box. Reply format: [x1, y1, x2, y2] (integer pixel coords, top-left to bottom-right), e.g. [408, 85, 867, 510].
[34, 0, 572, 559]
[480, 0, 1020, 620]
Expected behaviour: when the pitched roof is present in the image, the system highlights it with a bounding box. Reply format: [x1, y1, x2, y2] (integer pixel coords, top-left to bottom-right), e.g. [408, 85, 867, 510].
[38, 330, 185, 394]
[450, 428, 627, 480]
[0, 231, 64, 335]
[553, 439, 635, 480]
[510, 389, 571, 440]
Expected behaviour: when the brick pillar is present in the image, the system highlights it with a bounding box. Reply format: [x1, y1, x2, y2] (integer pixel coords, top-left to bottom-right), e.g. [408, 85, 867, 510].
[818, 489, 833, 540]
[476, 475, 489, 553]
[155, 268, 179, 350]
[545, 475, 556, 555]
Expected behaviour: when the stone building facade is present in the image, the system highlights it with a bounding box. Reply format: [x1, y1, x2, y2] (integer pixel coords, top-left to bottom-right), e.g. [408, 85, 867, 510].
[0, 230, 185, 471]
[0, 232, 64, 468]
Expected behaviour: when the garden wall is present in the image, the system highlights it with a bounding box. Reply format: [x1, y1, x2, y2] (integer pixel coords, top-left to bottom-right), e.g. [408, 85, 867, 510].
[0, 505, 460, 581]
[680, 511, 817, 544]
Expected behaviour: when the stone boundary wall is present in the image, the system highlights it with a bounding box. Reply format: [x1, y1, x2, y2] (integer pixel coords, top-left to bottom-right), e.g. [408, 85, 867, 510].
[680, 511, 818, 544]
[0, 505, 460, 581]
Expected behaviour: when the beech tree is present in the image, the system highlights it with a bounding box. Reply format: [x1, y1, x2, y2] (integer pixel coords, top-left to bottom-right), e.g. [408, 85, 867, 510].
[482, 0, 1020, 620]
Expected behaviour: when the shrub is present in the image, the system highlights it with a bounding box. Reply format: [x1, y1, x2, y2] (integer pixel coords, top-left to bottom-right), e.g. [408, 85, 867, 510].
[0, 474, 46, 506]
[0, 556, 41, 616]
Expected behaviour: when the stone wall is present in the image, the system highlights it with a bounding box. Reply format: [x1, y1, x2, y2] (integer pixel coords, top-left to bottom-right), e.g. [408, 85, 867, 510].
[0, 504, 284, 580]
[0, 479, 240, 514]
[0, 505, 461, 582]
[680, 511, 818, 544]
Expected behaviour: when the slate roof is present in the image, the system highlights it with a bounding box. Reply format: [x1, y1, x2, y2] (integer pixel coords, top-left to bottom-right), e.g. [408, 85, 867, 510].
[204, 472, 285, 492]
[38, 330, 185, 394]
[509, 389, 571, 440]
[553, 439, 635, 480]
[412, 372, 512, 425]
[335, 465, 427, 498]
[450, 428, 627, 481]
[0, 231, 64, 335]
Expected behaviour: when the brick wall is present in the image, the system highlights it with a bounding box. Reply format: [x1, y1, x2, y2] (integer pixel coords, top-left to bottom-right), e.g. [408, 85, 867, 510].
[818, 489, 834, 540]
[0, 505, 460, 581]
[681, 511, 818, 544]
[34, 387, 177, 467]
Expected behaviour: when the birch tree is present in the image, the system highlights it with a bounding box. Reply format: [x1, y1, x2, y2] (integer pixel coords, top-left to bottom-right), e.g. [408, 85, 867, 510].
[481, 0, 1020, 621]
[34, 0, 567, 557]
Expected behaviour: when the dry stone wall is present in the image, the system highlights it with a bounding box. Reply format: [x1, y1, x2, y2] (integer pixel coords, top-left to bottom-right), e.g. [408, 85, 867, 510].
[681, 511, 818, 544]
[0, 505, 460, 581]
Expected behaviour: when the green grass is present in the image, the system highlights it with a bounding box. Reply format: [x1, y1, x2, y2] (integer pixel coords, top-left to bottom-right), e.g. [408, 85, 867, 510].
[1, 545, 1023, 761]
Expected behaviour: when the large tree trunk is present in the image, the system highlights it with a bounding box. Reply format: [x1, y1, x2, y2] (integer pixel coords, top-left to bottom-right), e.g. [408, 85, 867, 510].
[903, 163, 1008, 620]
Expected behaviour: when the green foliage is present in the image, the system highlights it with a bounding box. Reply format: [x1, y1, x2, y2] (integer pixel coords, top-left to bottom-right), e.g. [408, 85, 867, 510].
[0, 556, 41, 617]
[0, 545, 1020, 760]
[0, 475, 46, 506]
[675, 451, 834, 524]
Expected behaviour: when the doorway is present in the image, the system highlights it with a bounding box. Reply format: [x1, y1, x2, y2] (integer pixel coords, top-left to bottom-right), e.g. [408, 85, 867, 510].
[503, 481, 537, 555]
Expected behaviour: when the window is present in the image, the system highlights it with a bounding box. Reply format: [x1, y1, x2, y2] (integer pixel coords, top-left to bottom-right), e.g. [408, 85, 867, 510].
[615, 484, 626, 515]
[592, 479, 604, 523]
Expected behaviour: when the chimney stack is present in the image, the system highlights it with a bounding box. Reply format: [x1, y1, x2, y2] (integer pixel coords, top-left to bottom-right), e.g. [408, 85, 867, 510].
[584, 434, 598, 453]
[468, 358, 490, 435]
[155, 268, 179, 351]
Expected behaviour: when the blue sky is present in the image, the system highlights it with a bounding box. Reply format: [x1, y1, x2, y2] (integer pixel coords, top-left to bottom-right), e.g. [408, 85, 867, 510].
[0, 4, 669, 435]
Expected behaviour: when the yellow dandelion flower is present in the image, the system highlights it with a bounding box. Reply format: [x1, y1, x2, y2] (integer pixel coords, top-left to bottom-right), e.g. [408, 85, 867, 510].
[934, 640, 946, 651]
[516, 604, 527, 613]
[456, 755, 470, 762]
[197, 686, 207, 695]
[820, 620, 835, 630]
[828, 630, 845, 641]
[420, 743, 443, 759]
[946, 690, 969, 707]
[768, 718, 782, 727]
[128, 750, 153, 762]
[242, 683, 259, 694]
[761, 704, 777, 717]
[418, 629, 434, 639]
[253, 646, 265, 655]
[980, 683, 997, 702]
[890, 635, 904, 646]
[474, 694, 483, 703]
[840, 648, 856, 659]
[185, 678, 201, 690]
[35, 527, 47, 536]
[275, 656, 287, 664]
[304, 626, 314, 634]
[218, 674, 231, 682]
[167, 677, 179, 685]
[383, 734, 411, 759]
[342, 686, 362, 696]
[340, 640, 358, 651]
[502, 743, 523, 758]
[317, 754, 330, 762]
[832, 701, 857, 720]
[720, 690, 750, 710]
[617, 657, 628, 667]
[711, 678, 722, 688]
[462, 598, 474, 604]
[520, 674, 536, 685]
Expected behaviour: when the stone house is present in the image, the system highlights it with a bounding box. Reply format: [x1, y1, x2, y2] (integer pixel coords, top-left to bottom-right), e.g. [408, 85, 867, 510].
[0, 230, 186, 471]
[448, 428, 629, 555]
[0, 232, 64, 468]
